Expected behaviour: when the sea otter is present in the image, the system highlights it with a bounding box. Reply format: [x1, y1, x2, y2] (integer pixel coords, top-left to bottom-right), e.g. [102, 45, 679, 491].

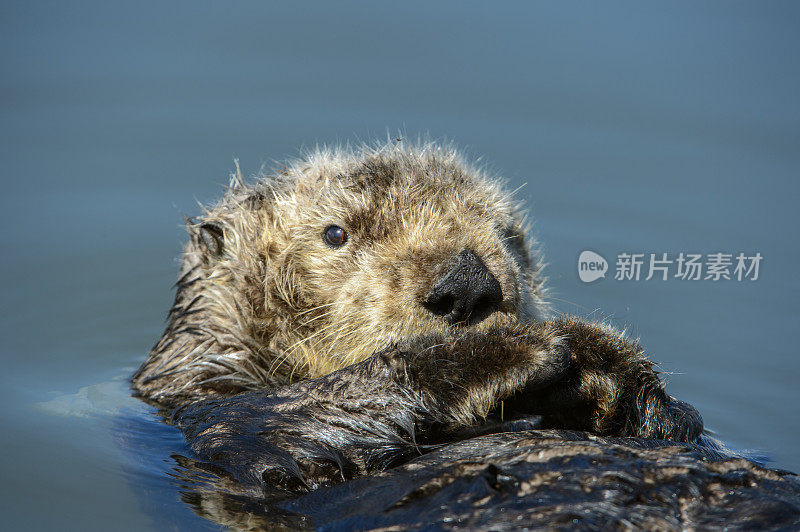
[133, 142, 800, 529]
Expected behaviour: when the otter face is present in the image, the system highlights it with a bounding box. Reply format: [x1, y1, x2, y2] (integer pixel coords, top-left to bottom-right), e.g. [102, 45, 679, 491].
[132, 144, 550, 398]
[257, 146, 548, 376]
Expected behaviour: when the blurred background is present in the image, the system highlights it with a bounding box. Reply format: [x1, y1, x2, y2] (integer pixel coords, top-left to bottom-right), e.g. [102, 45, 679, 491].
[1, 1, 798, 529]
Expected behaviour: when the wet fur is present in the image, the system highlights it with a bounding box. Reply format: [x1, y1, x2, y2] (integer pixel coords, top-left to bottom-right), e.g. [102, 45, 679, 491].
[133, 142, 800, 529]
[134, 144, 546, 404]
[174, 319, 703, 493]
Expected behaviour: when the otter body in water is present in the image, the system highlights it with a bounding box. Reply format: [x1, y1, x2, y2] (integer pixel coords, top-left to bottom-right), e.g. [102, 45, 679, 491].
[133, 143, 799, 529]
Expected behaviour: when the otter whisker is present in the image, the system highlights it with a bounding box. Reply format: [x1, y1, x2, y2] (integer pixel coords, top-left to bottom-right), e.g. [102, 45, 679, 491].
[542, 295, 598, 314]
[268, 320, 349, 378]
[282, 320, 339, 357]
[297, 310, 336, 328]
[294, 302, 338, 318]
[421, 343, 447, 353]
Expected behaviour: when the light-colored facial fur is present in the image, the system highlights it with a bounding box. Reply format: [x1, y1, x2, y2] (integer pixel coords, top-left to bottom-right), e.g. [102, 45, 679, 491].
[134, 142, 549, 403]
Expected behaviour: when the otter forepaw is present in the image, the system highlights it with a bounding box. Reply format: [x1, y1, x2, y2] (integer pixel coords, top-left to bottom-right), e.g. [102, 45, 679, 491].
[388, 325, 572, 426]
[525, 316, 705, 443]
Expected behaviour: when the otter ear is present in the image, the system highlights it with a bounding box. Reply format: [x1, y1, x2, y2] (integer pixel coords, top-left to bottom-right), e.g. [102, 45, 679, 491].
[197, 222, 225, 257]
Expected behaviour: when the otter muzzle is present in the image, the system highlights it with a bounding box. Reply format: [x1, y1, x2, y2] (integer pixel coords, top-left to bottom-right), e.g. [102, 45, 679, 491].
[423, 249, 503, 325]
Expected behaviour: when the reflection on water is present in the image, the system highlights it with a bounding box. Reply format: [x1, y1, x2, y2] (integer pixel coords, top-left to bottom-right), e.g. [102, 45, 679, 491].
[1, 1, 798, 529]
[31, 379, 218, 530]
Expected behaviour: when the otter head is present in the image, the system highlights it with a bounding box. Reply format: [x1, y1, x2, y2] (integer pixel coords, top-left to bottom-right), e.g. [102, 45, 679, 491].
[152, 143, 548, 395]
[242, 144, 548, 377]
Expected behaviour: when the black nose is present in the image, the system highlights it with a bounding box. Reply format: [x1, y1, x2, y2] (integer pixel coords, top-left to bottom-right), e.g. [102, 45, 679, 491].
[423, 250, 503, 325]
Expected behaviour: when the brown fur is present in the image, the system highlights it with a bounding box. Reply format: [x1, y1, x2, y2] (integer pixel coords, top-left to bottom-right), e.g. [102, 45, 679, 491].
[133, 143, 546, 405]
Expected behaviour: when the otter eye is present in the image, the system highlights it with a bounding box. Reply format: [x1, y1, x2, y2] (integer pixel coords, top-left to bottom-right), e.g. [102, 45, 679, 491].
[323, 225, 347, 247]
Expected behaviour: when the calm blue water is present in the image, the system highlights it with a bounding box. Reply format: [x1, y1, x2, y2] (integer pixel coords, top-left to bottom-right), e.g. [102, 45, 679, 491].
[1, 2, 798, 529]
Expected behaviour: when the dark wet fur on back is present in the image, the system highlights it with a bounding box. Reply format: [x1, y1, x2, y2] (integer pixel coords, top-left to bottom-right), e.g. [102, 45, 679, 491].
[170, 430, 800, 531]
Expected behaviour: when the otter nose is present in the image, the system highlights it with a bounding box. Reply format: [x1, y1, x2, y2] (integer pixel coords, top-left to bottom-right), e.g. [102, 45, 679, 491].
[423, 250, 503, 325]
